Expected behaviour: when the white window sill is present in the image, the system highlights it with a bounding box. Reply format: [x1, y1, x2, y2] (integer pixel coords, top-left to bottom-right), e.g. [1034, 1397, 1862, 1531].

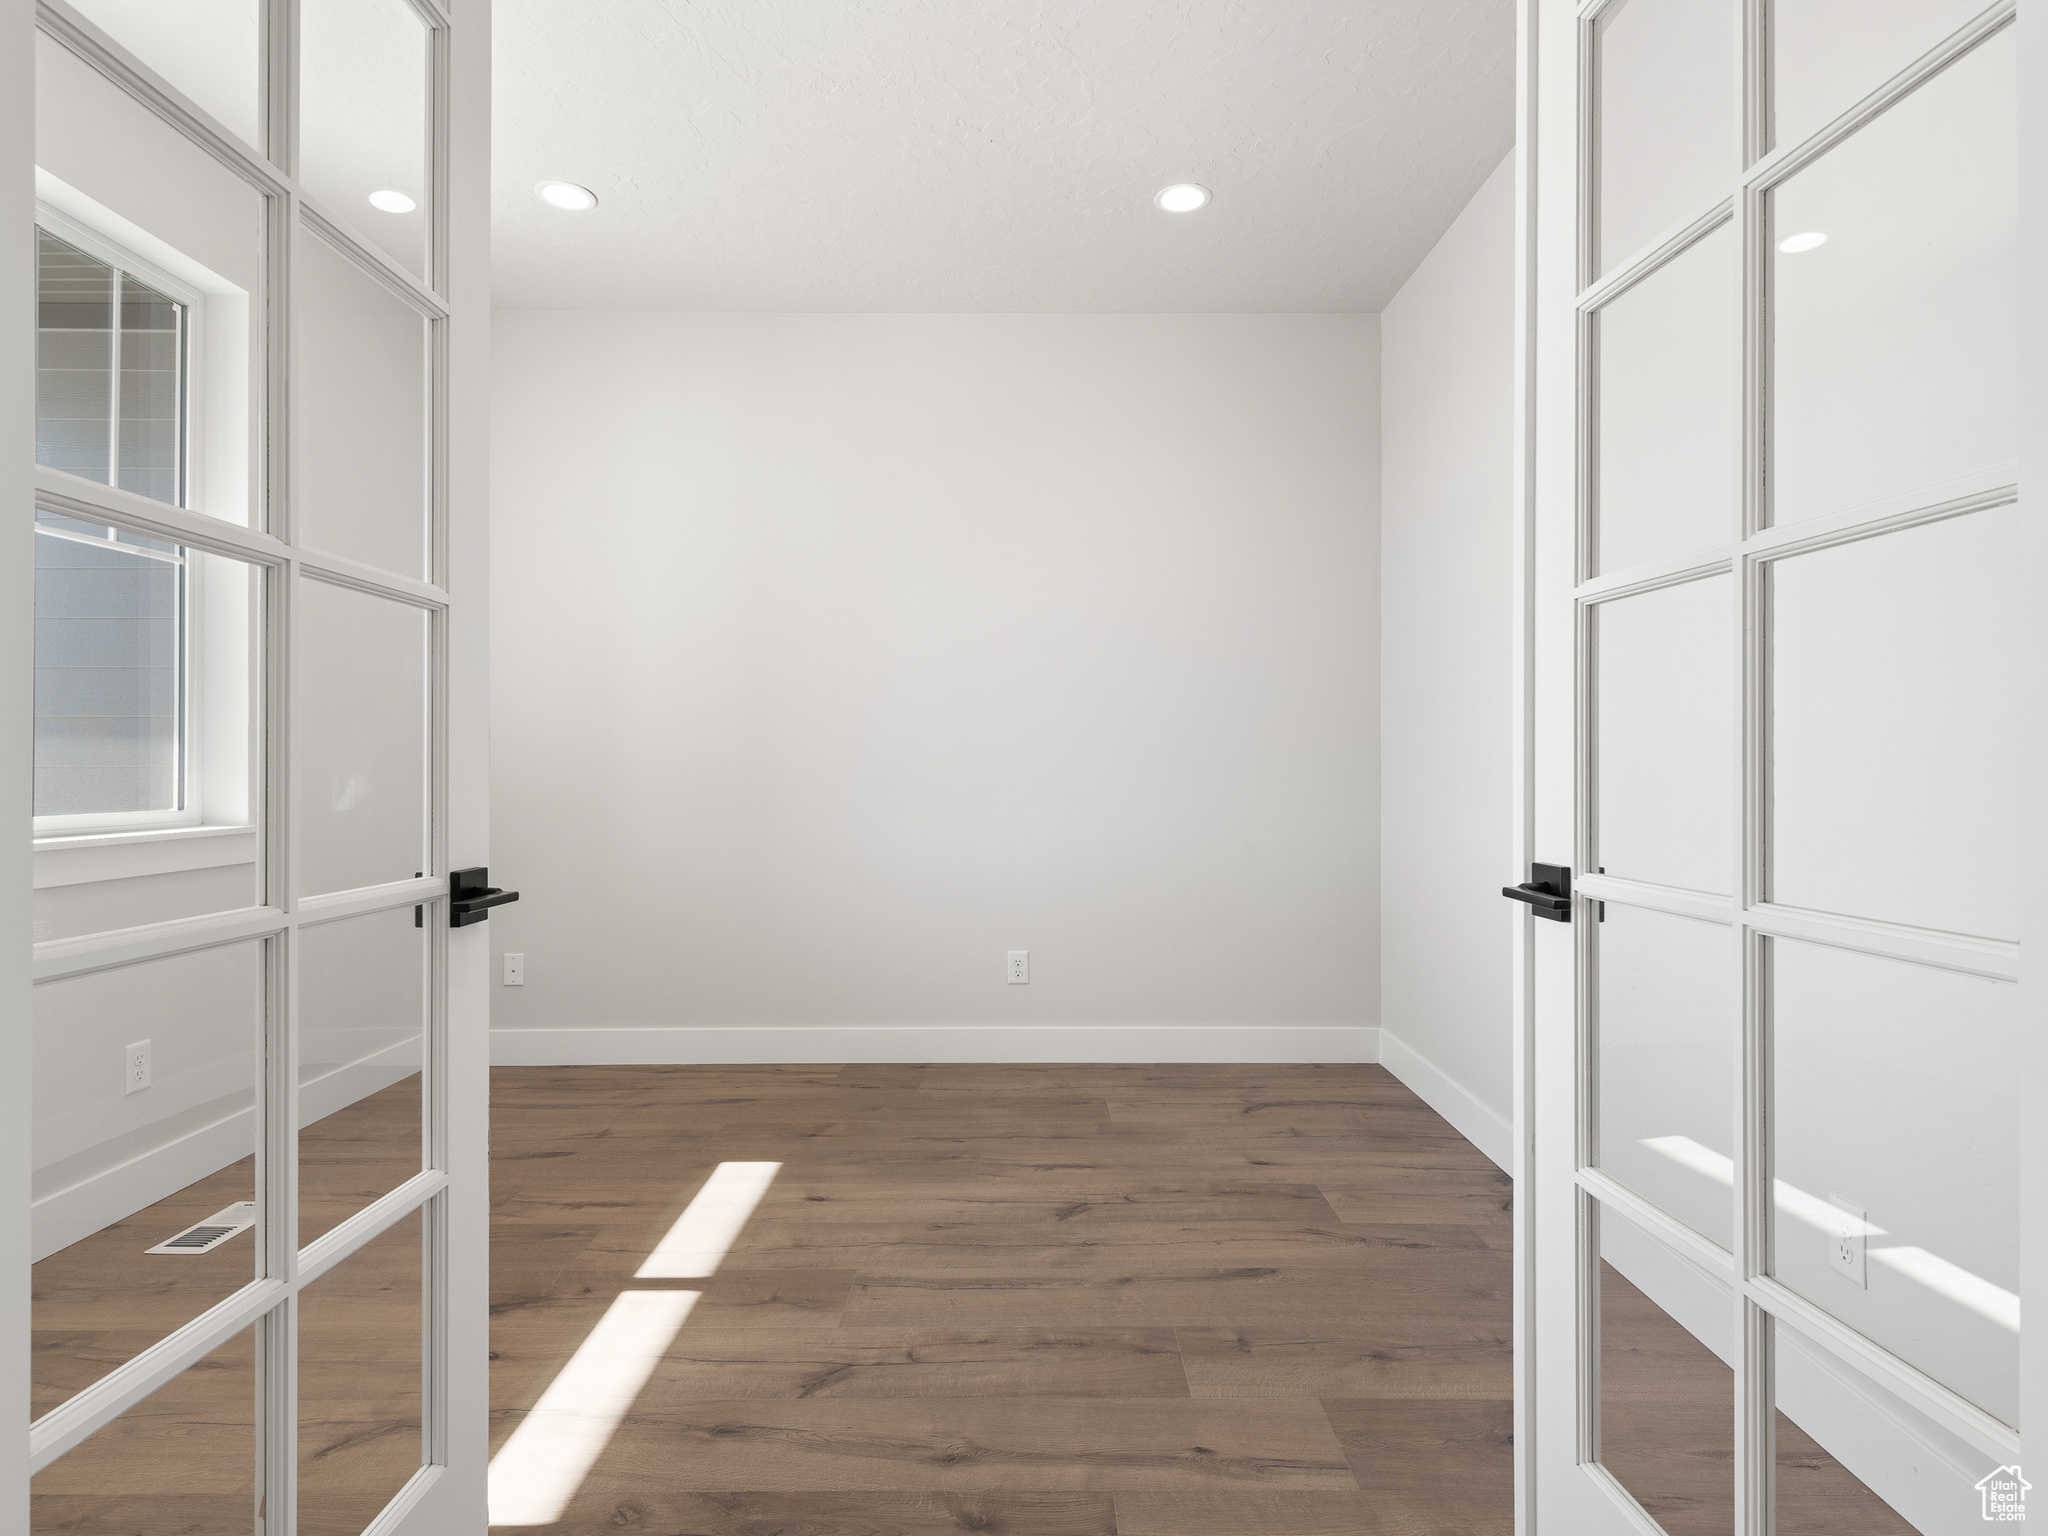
[34, 824, 258, 889]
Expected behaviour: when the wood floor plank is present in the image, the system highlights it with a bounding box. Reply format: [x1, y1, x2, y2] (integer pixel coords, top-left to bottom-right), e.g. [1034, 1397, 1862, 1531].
[499, 1489, 1119, 1535]
[40, 1060, 1540, 1531]
[622, 1327, 1189, 1401]
[30, 1329, 257, 1496]
[717, 1091, 1113, 1127]
[571, 1216, 878, 1273]
[682, 1268, 860, 1328]
[975, 1133, 1494, 1179]
[30, 1155, 257, 1407]
[1317, 1166, 1514, 1226]
[1112, 1487, 1493, 1535]
[1177, 1325, 1512, 1399]
[1320, 1398, 1514, 1532]
[750, 1182, 1347, 1228]
[496, 1397, 1358, 1491]
[27, 1498, 257, 1535]
[493, 1267, 858, 1329]
[848, 1222, 1505, 1275]
[490, 1064, 848, 1102]
[842, 1262, 1504, 1329]
[482, 1222, 609, 1269]
[1105, 1094, 1439, 1130]
[492, 1190, 716, 1225]
[834, 1063, 1396, 1095]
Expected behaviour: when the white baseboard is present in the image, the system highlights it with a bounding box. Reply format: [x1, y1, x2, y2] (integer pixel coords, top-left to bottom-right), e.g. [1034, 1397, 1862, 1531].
[34, 1109, 251, 1264]
[32, 1037, 420, 1263]
[489, 1023, 1382, 1066]
[1376, 1025, 1514, 1173]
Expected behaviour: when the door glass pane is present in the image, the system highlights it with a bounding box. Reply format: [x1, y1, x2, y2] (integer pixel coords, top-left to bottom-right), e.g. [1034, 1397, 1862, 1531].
[1772, 0, 1990, 153]
[299, 1205, 425, 1535]
[37, 31, 264, 527]
[1768, 30, 2015, 527]
[300, 0, 430, 279]
[1595, 0, 1734, 276]
[32, 941, 262, 1420]
[1596, 902, 1734, 1249]
[1770, 936, 2018, 1425]
[1773, 1321, 1929, 1535]
[1769, 507, 2019, 940]
[299, 907, 425, 1246]
[65, 0, 262, 148]
[1594, 223, 1735, 574]
[1594, 575, 1732, 894]
[1597, 1198, 1734, 1534]
[295, 231, 429, 578]
[35, 518, 261, 937]
[31, 1320, 258, 1529]
[297, 578, 427, 897]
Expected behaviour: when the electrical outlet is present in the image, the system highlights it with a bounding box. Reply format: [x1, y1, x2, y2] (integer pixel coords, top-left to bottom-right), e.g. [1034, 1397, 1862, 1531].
[125, 1040, 152, 1096]
[1006, 950, 1029, 985]
[1828, 1194, 1867, 1287]
[503, 952, 525, 986]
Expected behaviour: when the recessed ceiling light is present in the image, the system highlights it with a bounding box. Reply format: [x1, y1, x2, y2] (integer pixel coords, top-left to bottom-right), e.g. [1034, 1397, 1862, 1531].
[536, 181, 599, 212]
[1777, 231, 1828, 253]
[367, 189, 416, 213]
[1155, 183, 1211, 213]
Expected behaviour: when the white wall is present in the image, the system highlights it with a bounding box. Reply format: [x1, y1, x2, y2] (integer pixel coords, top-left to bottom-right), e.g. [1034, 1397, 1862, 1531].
[488, 312, 1380, 1059]
[1377, 154, 1518, 1163]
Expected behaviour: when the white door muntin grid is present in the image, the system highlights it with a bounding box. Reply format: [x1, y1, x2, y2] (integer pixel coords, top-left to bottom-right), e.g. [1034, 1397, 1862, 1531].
[19, 0, 488, 1527]
[1527, 0, 2026, 1531]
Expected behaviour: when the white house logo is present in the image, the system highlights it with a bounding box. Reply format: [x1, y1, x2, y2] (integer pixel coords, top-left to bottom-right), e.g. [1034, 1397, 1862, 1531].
[1977, 1464, 2030, 1522]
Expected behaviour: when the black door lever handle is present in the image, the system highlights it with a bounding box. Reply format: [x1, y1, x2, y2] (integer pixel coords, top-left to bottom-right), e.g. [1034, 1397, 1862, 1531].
[450, 866, 520, 928]
[1501, 862, 1573, 923]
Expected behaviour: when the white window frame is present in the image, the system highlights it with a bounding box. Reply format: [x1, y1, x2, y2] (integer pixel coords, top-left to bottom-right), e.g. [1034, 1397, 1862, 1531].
[33, 203, 206, 513]
[31, 204, 246, 845]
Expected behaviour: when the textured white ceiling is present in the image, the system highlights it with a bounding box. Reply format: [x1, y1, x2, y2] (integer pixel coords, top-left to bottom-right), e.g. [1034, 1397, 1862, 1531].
[492, 1, 1515, 312]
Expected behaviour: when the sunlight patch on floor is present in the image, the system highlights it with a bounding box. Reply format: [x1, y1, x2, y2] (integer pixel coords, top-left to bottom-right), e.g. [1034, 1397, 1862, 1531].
[637, 1160, 782, 1279]
[488, 1159, 783, 1524]
[487, 1289, 701, 1525]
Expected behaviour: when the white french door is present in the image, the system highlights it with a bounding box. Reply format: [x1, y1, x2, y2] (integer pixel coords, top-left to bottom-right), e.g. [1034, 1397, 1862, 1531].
[1524, 1, 2037, 1533]
[5, 0, 491, 1528]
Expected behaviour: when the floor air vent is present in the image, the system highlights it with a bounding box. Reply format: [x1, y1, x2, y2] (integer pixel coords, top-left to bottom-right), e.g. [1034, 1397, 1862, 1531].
[147, 1202, 258, 1255]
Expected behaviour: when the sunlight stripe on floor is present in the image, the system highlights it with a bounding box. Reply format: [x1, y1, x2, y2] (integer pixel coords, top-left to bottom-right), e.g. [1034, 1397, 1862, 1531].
[486, 1289, 700, 1526]
[636, 1160, 781, 1279]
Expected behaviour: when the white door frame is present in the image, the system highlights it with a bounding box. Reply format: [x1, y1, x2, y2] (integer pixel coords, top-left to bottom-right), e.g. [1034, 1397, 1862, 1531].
[4, 0, 39, 1514]
[2023, 0, 2048, 1509]
[5, 0, 491, 1524]
[1514, 1, 2046, 1531]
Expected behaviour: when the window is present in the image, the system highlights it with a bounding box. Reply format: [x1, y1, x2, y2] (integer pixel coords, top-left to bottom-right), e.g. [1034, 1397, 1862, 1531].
[34, 219, 203, 833]
[36, 227, 189, 505]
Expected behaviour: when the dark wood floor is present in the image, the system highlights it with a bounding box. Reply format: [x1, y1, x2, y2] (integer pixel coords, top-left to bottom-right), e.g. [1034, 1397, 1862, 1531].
[30, 1072, 423, 1420]
[1601, 1260, 1917, 1535]
[31, 1077, 427, 1535]
[25, 1061, 1926, 1534]
[487, 1062, 1517, 1536]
